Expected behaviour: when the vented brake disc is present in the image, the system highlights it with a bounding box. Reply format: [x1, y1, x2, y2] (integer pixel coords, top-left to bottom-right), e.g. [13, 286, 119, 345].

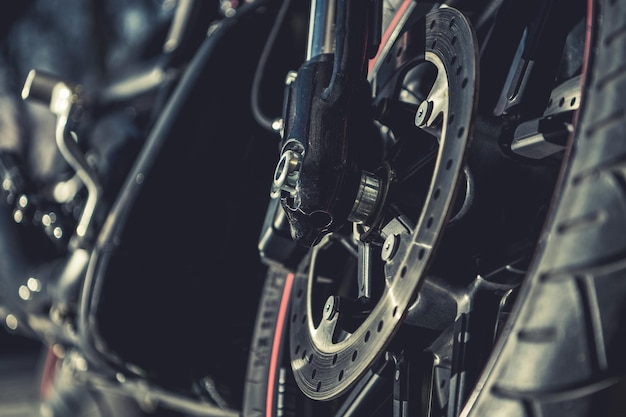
[288, 6, 479, 400]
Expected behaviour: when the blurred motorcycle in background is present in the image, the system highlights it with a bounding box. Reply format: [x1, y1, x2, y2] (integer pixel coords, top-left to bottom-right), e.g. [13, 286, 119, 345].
[0, 1, 286, 415]
[1, 1, 625, 417]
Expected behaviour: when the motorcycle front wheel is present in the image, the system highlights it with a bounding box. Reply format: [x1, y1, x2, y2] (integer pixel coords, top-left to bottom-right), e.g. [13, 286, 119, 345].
[244, 0, 626, 416]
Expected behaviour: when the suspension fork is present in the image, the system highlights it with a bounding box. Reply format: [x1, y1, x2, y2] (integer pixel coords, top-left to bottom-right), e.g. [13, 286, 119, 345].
[270, 0, 383, 248]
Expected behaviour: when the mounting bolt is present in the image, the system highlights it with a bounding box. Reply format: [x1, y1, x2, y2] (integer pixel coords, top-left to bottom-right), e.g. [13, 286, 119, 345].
[415, 100, 434, 127]
[381, 234, 399, 261]
[324, 296, 338, 321]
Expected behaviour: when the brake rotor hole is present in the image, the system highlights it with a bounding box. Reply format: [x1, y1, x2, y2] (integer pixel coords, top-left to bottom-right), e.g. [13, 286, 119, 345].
[301, 314, 307, 324]
[365, 331, 371, 342]
[316, 381, 322, 392]
[338, 370, 344, 381]
[430, 20, 436, 30]
[393, 306, 398, 316]
[427, 216, 434, 228]
[302, 350, 307, 360]
[400, 265, 407, 278]
[377, 320, 384, 332]
[312, 369, 317, 378]
[309, 353, 314, 363]
[456, 66, 463, 75]
[449, 17, 455, 28]
[462, 78, 468, 89]
[458, 126, 465, 137]
[352, 351, 358, 361]
[448, 113, 455, 124]
[419, 248, 425, 260]
[446, 159, 453, 170]
[292, 313, 298, 323]
[434, 188, 441, 200]
[333, 354, 338, 364]
[451, 35, 457, 45]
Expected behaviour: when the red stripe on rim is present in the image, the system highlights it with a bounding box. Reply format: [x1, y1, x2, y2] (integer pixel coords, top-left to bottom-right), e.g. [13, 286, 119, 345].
[266, 272, 295, 417]
[368, 0, 414, 74]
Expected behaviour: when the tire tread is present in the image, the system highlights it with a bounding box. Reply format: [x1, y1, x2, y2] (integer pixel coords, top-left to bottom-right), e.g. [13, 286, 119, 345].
[464, 1, 626, 415]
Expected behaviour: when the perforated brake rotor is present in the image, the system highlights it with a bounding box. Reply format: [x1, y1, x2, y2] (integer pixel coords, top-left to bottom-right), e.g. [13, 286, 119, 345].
[288, 6, 479, 400]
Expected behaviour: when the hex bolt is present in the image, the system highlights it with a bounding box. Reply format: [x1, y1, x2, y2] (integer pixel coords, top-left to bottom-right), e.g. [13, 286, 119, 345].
[415, 100, 434, 127]
[381, 234, 399, 262]
[324, 295, 338, 321]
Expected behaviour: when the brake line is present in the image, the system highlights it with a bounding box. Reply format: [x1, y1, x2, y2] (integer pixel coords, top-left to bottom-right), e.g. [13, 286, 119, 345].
[251, 0, 293, 133]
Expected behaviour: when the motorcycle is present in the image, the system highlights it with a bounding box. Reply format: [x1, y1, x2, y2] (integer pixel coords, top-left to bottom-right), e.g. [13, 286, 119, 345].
[0, 0, 625, 416]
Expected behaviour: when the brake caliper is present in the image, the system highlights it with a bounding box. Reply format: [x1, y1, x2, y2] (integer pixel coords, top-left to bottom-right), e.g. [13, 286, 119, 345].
[271, 0, 383, 247]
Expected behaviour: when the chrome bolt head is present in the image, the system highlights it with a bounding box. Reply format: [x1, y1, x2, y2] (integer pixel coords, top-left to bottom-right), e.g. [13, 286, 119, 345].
[415, 100, 434, 127]
[324, 296, 338, 321]
[381, 234, 399, 261]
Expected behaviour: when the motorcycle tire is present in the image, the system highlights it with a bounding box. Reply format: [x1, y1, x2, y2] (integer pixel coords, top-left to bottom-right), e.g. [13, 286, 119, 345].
[243, 0, 626, 416]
